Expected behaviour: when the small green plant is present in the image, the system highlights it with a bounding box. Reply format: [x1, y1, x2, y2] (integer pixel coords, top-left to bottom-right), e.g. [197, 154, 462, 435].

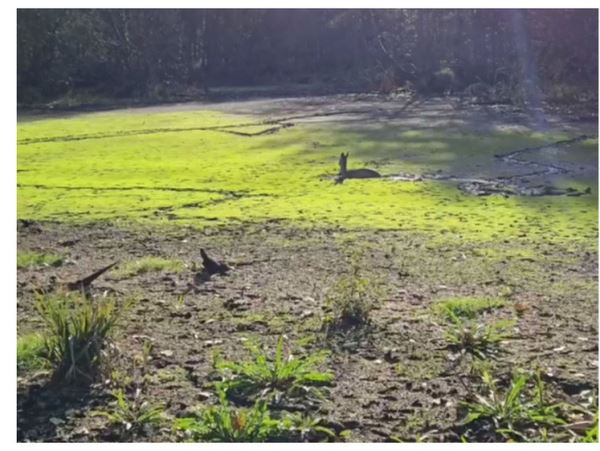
[461, 369, 569, 441]
[35, 292, 121, 383]
[580, 413, 598, 442]
[433, 297, 505, 320]
[93, 388, 165, 438]
[106, 339, 153, 391]
[175, 388, 337, 442]
[566, 394, 598, 443]
[174, 388, 281, 442]
[108, 369, 134, 389]
[323, 251, 381, 332]
[390, 409, 438, 442]
[215, 336, 334, 404]
[391, 432, 435, 443]
[445, 314, 513, 359]
[114, 257, 184, 278]
[17, 251, 63, 269]
[277, 412, 337, 442]
[17, 333, 49, 373]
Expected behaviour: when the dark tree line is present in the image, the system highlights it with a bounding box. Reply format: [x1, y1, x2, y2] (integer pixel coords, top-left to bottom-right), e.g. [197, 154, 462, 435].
[17, 9, 598, 104]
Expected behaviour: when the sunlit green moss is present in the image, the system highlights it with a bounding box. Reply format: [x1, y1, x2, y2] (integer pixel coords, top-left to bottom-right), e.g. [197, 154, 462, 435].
[114, 257, 186, 278]
[17, 110, 597, 247]
[17, 333, 49, 373]
[432, 297, 506, 320]
[17, 109, 256, 142]
[17, 251, 63, 268]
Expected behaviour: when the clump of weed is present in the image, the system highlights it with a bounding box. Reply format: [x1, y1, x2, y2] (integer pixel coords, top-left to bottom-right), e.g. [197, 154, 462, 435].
[174, 387, 337, 442]
[322, 250, 382, 334]
[565, 392, 598, 443]
[17, 251, 63, 269]
[445, 314, 514, 359]
[17, 333, 49, 374]
[433, 296, 513, 359]
[214, 336, 333, 405]
[390, 409, 438, 442]
[92, 388, 165, 439]
[114, 257, 184, 278]
[580, 413, 598, 442]
[460, 369, 580, 442]
[174, 388, 280, 442]
[277, 412, 338, 442]
[433, 297, 505, 320]
[105, 339, 153, 391]
[35, 292, 123, 384]
[94, 340, 166, 440]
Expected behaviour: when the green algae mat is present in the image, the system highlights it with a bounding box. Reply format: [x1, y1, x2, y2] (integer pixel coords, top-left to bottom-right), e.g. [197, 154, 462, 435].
[17, 107, 598, 247]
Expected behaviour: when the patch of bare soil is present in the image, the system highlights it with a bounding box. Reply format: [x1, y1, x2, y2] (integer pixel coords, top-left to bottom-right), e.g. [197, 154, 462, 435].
[151, 93, 597, 134]
[21, 91, 598, 134]
[381, 134, 595, 197]
[17, 220, 598, 442]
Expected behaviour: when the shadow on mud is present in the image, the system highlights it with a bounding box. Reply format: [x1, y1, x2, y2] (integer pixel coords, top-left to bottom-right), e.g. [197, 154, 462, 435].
[17, 378, 106, 442]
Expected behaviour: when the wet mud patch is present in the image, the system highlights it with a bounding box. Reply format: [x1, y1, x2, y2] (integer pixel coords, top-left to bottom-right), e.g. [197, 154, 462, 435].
[370, 135, 595, 197]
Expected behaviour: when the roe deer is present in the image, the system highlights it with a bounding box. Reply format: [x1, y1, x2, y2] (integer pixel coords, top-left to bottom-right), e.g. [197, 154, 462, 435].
[337, 152, 381, 183]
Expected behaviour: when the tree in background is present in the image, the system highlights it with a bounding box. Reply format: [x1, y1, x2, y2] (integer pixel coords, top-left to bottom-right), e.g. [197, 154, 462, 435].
[17, 9, 598, 105]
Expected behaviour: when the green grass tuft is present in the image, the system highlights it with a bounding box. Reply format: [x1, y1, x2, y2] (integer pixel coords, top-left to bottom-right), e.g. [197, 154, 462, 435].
[17, 333, 49, 373]
[17, 251, 63, 269]
[460, 369, 592, 442]
[35, 292, 122, 383]
[323, 251, 382, 333]
[581, 414, 598, 443]
[174, 387, 337, 442]
[445, 316, 514, 359]
[174, 388, 281, 442]
[433, 297, 506, 320]
[92, 389, 165, 438]
[214, 336, 334, 404]
[114, 257, 185, 278]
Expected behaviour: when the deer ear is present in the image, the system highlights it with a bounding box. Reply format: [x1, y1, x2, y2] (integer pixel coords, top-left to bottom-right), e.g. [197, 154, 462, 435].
[345, 152, 350, 157]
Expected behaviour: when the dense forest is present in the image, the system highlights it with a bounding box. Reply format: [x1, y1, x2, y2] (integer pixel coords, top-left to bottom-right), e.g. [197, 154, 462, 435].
[17, 9, 598, 105]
